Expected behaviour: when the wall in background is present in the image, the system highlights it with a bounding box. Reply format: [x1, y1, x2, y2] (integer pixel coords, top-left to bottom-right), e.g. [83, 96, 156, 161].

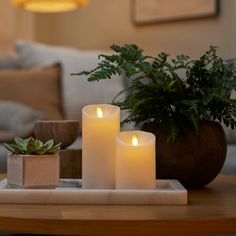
[231, 1, 236, 58]
[0, 0, 34, 54]
[1, 0, 236, 59]
[34, 0, 236, 59]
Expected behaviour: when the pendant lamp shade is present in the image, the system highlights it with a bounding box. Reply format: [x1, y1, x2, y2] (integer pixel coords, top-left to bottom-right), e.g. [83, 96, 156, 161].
[11, 0, 89, 13]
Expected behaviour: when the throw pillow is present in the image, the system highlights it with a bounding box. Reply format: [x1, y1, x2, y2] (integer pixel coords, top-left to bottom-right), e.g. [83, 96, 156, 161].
[0, 65, 64, 120]
[0, 101, 43, 142]
[14, 40, 126, 127]
[0, 55, 20, 69]
[222, 90, 236, 144]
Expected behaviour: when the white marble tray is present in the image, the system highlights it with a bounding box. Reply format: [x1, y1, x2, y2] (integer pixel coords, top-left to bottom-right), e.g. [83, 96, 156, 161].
[0, 179, 187, 205]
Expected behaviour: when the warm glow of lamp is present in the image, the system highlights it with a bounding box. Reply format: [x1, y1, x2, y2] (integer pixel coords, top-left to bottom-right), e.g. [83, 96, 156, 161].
[96, 107, 103, 118]
[11, 0, 90, 13]
[132, 134, 138, 146]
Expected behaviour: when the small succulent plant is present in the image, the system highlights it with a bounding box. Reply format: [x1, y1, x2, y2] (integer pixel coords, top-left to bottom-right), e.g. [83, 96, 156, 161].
[3, 137, 61, 155]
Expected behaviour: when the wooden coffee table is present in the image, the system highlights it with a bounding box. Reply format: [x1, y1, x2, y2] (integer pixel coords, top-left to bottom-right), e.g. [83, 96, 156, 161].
[0, 174, 235, 236]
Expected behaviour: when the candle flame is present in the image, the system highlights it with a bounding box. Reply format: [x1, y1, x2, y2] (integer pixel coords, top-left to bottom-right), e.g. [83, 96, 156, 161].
[132, 134, 138, 146]
[96, 107, 103, 118]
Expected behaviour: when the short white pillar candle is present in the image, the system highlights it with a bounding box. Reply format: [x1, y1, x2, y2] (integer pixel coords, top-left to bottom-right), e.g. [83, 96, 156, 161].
[82, 104, 120, 189]
[116, 131, 156, 189]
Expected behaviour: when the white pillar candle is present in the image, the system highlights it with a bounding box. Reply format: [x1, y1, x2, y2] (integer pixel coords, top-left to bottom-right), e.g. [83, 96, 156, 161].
[116, 131, 156, 189]
[82, 104, 120, 189]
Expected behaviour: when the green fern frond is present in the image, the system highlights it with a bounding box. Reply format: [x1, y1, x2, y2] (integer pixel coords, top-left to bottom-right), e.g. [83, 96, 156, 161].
[72, 44, 236, 140]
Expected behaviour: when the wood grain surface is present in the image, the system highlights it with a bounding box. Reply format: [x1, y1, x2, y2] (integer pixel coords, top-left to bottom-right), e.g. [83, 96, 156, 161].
[0, 174, 235, 236]
[60, 149, 82, 179]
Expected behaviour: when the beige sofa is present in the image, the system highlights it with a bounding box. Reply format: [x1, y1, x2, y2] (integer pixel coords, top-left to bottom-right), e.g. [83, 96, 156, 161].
[0, 40, 126, 172]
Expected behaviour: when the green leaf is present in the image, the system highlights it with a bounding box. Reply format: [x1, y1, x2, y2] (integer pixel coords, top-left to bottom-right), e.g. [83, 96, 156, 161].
[14, 137, 27, 149]
[3, 143, 15, 153]
[43, 139, 54, 150]
[46, 143, 61, 154]
[8, 144, 25, 154]
[26, 137, 37, 153]
[35, 147, 47, 155]
[35, 139, 43, 150]
[71, 44, 236, 140]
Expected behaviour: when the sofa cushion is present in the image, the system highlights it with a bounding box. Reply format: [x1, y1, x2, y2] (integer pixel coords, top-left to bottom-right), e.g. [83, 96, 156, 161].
[221, 144, 236, 175]
[15, 40, 126, 127]
[0, 65, 64, 120]
[0, 101, 43, 142]
[0, 55, 20, 70]
[221, 89, 236, 144]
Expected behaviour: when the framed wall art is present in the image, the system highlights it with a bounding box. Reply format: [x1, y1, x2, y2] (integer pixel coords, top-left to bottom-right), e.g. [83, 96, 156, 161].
[131, 0, 220, 25]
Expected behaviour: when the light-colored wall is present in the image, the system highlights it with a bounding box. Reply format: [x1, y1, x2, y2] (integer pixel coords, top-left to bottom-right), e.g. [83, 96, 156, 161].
[1, 0, 236, 59]
[34, 0, 236, 59]
[0, 0, 34, 54]
[230, 0, 236, 57]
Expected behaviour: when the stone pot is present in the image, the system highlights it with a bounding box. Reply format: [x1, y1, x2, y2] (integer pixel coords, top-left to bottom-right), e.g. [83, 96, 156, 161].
[7, 153, 60, 189]
[142, 121, 227, 188]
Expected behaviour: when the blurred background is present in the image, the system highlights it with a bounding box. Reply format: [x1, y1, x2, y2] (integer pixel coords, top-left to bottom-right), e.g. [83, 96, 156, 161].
[1, 0, 236, 58]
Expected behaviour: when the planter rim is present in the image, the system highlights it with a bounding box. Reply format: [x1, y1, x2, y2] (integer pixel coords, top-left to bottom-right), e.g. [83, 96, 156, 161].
[143, 121, 224, 136]
[7, 153, 59, 157]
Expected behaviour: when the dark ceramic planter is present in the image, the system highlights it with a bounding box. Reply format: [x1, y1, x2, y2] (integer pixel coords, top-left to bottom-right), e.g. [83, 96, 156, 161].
[142, 121, 227, 189]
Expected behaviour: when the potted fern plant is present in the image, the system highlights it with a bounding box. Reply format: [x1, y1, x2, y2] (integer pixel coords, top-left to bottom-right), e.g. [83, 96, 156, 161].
[74, 44, 236, 188]
[4, 137, 61, 189]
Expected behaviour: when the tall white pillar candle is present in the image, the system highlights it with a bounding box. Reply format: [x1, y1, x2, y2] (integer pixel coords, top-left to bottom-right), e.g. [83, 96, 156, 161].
[116, 131, 156, 189]
[82, 104, 120, 189]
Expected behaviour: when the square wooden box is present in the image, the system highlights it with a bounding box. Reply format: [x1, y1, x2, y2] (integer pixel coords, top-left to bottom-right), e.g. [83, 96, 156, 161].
[7, 154, 60, 189]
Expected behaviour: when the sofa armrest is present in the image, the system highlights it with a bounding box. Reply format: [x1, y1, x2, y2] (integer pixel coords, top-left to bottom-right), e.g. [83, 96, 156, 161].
[221, 144, 236, 175]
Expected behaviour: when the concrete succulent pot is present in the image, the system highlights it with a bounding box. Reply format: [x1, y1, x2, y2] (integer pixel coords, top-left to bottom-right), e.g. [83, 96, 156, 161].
[7, 153, 60, 189]
[4, 136, 61, 189]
